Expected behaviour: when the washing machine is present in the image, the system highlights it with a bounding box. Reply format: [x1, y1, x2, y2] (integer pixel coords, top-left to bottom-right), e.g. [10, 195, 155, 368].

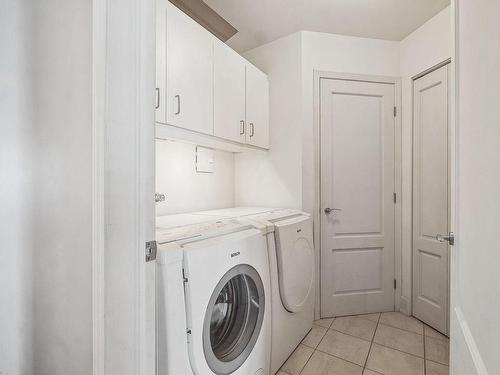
[190, 207, 315, 374]
[156, 218, 271, 375]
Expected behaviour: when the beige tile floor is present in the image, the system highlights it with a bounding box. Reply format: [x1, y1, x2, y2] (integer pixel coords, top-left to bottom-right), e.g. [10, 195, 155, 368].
[277, 312, 449, 375]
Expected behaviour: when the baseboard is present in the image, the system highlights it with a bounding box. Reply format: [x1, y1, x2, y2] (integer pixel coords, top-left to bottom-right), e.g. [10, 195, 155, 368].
[451, 307, 489, 375]
[399, 296, 410, 315]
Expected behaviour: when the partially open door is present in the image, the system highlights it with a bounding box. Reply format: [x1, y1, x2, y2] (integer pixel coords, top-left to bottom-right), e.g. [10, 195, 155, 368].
[412, 64, 450, 335]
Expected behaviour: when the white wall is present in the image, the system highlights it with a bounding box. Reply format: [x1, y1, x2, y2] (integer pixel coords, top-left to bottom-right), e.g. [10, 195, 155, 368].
[399, 6, 452, 314]
[238, 32, 303, 209]
[31, 1, 93, 374]
[156, 140, 235, 215]
[1, 1, 93, 374]
[452, 1, 500, 373]
[0, 1, 33, 374]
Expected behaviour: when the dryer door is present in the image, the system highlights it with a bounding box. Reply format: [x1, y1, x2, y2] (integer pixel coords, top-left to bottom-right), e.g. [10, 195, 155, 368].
[275, 216, 314, 312]
[203, 264, 265, 375]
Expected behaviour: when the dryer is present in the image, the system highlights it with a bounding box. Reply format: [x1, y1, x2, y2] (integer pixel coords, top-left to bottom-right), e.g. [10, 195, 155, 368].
[247, 209, 315, 375]
[156, 218, 271, 375]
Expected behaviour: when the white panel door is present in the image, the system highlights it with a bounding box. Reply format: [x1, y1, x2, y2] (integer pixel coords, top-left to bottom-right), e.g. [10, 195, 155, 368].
[165, 2, 213, 134]
[320, 78, 396, 317]
[213, 40, 246, 143]
[413, 65, 449, 335]
[245, 64, 269, 149]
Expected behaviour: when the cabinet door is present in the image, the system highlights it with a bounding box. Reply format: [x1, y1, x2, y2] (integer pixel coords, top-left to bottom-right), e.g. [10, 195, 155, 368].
[165, 2, 213, 134]
[156, 0, 167, 123]
[213, 40, 246, 143]
[245, 64, 269, 148]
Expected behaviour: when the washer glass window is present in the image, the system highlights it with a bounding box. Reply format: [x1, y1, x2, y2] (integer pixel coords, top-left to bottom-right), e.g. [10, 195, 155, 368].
[203, 264, 265, 375]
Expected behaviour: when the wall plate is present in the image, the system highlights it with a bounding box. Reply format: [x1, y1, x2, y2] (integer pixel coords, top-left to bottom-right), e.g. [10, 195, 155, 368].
[196, 146, 214, 173]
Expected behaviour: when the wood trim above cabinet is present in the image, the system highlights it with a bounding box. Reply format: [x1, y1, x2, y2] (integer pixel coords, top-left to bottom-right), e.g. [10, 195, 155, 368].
[168, 0, 237, 42]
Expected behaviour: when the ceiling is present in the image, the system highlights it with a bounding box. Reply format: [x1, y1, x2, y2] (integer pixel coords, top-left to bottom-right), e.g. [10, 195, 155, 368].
[203, 0, 450, 52]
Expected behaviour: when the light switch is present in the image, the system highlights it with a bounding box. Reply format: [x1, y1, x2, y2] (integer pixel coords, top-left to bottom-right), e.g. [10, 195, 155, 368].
[196, 146, 214, 173]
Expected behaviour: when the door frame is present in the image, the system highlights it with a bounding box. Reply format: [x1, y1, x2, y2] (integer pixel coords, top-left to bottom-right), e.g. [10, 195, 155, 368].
[410, 59, 452, 334]
[92, 0, 156, 374]
[313, 71, 403, 319]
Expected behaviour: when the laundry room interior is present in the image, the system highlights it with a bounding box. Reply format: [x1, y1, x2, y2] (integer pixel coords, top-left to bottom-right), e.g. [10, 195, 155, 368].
[155, 1, 453, 374]
[5, 0, 500, 374]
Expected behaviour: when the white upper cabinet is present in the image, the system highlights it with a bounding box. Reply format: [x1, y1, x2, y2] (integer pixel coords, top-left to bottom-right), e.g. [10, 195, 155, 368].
[163, 2, 213, 135]
[155, 0, 269, 149]
[213, 40, 246, 143]
[155, 0, 166, 124]
[245, 64, 270, 149]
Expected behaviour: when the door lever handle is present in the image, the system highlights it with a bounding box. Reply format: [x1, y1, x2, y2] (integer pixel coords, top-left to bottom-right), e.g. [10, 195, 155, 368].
[324, 208, 342, 214]
[436, 232, 455, 246]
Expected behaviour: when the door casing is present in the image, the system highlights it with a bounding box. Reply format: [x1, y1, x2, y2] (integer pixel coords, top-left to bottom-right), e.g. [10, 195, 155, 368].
[92, 0, 156, 374]
[313, 71, 403, 320]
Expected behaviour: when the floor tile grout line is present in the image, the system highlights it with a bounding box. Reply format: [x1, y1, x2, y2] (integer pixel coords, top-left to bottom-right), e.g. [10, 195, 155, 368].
[362, 311, 381, 371]
[314, 347, 368, 369]
[378, 320, 426, 335]
[426, 358, 450, 367]
[371, 341, 426, 360]
[424, 325, 427, 375]
[327, 327, 375, 343]
[378, 322, 424, 336]
[297, 327, 328, 375]
[313, 317, 335, 330]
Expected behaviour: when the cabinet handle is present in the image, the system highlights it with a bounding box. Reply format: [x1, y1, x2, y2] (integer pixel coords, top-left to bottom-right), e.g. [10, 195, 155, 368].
[174, 95, 181, 115]
[240, 120, 245, 135]
[155, 88, 160, 109]
[249, 122, 255, 137]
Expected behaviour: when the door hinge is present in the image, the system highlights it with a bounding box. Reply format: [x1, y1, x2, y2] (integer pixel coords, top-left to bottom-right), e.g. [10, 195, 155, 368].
[145, 240, 157, 262]
[155, 192, 166, 203]
[394, 279, 397, 290]
[393, 192, 397, 204]
[393, 106, 397, 117]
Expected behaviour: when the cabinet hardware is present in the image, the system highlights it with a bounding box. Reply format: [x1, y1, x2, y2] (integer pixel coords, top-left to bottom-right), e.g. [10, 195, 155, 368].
[155, 88, 160, 109]
[174, 95, 181, 115]
[249, 122, 255, 137]
[240, 120, 245, 135]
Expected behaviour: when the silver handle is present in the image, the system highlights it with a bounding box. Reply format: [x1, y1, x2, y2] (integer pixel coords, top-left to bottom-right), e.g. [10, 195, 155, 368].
[249, 122, 255, 137]
[324, 207, 342, 214]
[240, 120, 245, 135]
[436, 232, 455, 246]
[174, 95, 180, 115]
[155, 88, 160, 109]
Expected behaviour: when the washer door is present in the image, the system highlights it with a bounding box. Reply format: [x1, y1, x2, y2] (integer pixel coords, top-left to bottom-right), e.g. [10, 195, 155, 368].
[203, 264, 265, 375]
